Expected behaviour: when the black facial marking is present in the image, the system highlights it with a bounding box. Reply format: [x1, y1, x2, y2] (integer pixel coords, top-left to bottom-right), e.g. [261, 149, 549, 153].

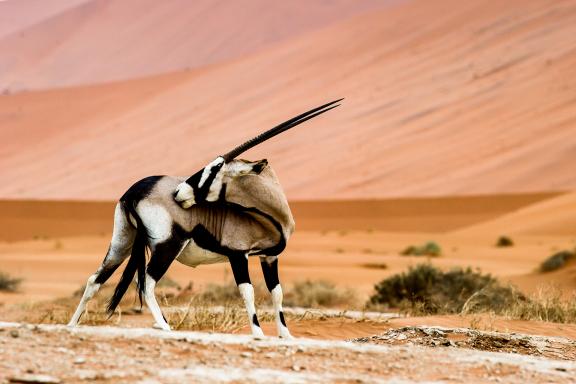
[279, 311, 287, 327]
[184, 163, 222, 204]
[261, 258, 280, 292]
[252, 314, 260, 327]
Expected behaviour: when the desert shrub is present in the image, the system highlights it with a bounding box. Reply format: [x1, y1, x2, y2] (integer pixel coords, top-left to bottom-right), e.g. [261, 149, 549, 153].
[0, 271, 22, 292]
[361, 263, 388, 270]
[401, 241, 441, 257]
[496, 236, 514, 247]
[368, 264, 519, 315]
[284, 280, 357, 308]
[540, 251, 575, 272]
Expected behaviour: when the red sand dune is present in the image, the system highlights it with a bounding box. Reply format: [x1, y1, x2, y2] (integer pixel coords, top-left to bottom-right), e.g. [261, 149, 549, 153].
[455, 191, 576, 236]
[0, 0, 89, 39]
[0, 0, 395, 90]
[1, 0, 576, 201]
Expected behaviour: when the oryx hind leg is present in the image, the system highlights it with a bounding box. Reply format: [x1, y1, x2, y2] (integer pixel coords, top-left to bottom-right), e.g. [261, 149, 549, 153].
[261, 256, 292, 339]
[68, 203, 135, 326]
[143, 235, 188, 331]
[229, 253, 265, 338]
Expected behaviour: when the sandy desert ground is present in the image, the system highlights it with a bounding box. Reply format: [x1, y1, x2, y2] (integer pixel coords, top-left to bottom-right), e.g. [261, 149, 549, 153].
[1, 0, 576, 382]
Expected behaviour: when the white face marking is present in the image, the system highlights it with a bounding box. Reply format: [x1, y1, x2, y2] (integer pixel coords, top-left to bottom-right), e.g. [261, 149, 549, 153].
[205, 168, 224, 202]
[199, 156, 225, 188]
[136, 200, 172, 243]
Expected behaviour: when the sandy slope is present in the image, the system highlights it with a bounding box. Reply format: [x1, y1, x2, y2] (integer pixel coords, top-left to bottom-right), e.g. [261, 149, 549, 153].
[1, 0, 576, 200]
[455, 191, 576, 237]
[0, 0, 89, 39]
[0, 0, 395, 90]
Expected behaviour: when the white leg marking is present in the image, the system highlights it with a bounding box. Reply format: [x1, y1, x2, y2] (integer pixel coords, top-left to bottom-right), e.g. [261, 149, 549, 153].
[144, 273, 171, 331]
[68, 274, 101, 326]
[271, 284, 292, 339]
[238, 283, 265, 338]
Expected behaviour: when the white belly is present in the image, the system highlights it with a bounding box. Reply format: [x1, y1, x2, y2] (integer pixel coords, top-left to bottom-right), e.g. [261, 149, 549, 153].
[176, 239, 228, 268]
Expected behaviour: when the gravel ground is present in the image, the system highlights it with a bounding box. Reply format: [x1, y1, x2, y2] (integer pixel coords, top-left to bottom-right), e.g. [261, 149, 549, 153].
[1, 322, 575, 383]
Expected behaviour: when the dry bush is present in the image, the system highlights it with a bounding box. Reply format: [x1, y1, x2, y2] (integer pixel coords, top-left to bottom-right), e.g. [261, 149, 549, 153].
[361, 263, 388, 270]
[401, 241, 441, 257]
[368, 264, 521, 315]
[0, 271, 22, 292]
[540, 250, 575, 272]
[284, 280, 358, 308]
[496, 236, 514, 247]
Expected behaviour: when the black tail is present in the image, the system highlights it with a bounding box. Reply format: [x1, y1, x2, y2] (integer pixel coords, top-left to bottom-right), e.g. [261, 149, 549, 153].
[106, 201, 148, 315]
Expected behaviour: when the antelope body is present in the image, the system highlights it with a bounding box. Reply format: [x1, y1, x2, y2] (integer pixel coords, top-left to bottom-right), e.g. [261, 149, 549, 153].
[68, 99, 341, 338]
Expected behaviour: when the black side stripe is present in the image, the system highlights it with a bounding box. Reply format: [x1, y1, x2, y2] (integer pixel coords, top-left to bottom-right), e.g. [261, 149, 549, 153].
[176, 204, 287, 258]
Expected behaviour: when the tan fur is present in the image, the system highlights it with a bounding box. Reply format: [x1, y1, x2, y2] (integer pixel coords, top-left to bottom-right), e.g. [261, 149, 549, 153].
[147, 164, 293, 261]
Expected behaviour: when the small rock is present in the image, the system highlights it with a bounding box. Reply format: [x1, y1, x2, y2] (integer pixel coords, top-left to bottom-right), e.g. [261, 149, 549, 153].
[8, 374, 61, 384]
[240, 352, 252, 358]
[555, 367, 567, 372]
[10, 330, 19, 338]
[74, 357, 86, 365]
[296, 346, 305, 353]
[396, 334, 407, 341]
[291, 365, 302, 372]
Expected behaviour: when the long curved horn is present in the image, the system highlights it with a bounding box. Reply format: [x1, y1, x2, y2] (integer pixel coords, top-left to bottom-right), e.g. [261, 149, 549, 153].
[221, 98, 343, 162]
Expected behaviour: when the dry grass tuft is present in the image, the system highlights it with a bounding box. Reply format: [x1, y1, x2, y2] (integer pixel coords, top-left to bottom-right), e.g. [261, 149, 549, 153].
[501, 287, 576, 323]
[0, 271, 22, 292]
[18, 278, 360, 330]
[284, 280, 358, 308]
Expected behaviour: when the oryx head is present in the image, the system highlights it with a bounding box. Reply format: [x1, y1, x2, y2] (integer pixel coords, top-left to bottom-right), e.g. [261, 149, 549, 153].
[173, 99, 342, 208]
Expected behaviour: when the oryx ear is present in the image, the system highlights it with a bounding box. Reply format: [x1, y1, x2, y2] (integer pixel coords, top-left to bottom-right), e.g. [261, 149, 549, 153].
[252, 159, 268, 174]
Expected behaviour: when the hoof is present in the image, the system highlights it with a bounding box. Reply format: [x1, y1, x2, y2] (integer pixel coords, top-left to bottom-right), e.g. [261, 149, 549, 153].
[152, 323, 171, 331]
[279, 333, 294, 340]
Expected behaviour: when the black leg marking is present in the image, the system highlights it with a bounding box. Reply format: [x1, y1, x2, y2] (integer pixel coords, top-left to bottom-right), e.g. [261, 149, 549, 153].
[279, 311, 287, 327]
[252, 314, 260, 327]
[146, 229, 186, 282]
[94, 245, 127, 285]
[261, 258, 280, 292]
[228, 254, 251, 285]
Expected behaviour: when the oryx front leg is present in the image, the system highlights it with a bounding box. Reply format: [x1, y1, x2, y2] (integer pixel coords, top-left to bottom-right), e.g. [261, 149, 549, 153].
[261, 256, 292, 339]
[229, 255, 264, 338]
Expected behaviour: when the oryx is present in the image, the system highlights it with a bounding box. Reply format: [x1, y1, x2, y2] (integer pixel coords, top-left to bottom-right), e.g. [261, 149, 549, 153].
[68, 99, 341, 338]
